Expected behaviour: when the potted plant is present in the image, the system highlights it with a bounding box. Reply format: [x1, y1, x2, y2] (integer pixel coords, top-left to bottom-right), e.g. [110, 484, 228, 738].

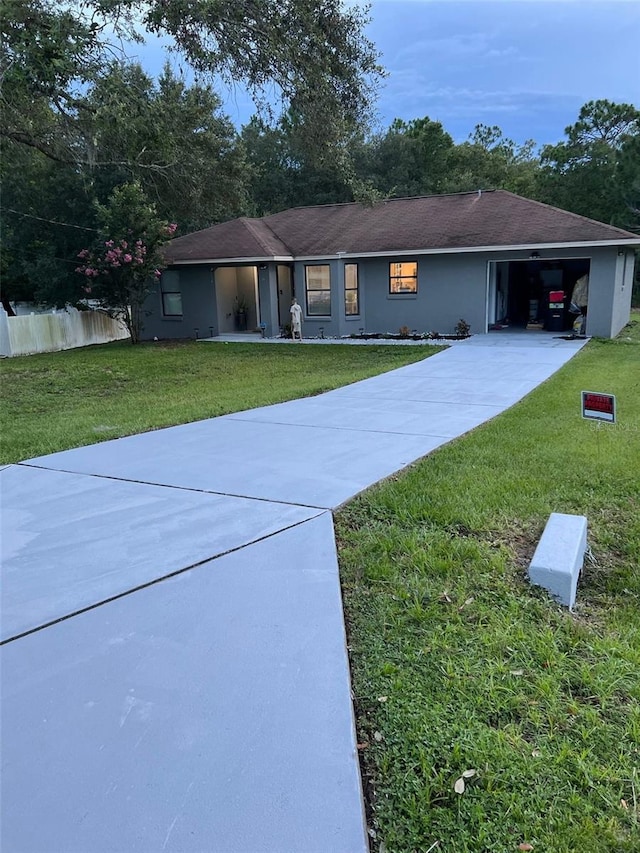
[234, 295, 249, 331]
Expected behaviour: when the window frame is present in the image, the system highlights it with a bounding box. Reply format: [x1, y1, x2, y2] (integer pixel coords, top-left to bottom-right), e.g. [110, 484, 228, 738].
[389, 261, 418, 295]
[159, 271, 183, 318]
[161, 290, 183, 317]
[344, 263, 360, 316]
[305, 264, 332, 317]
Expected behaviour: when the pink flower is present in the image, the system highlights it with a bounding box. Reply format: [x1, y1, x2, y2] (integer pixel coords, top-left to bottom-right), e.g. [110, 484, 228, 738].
[123, 253, 132, 263]
[77, 249, 89, 259]
[166, 223, 178, 234]
[105, 240, 114, 248]
[154, 269, 161, 278]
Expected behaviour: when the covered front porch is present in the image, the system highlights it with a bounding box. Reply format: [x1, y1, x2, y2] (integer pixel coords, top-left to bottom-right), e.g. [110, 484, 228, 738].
[213, 264, 293, 337]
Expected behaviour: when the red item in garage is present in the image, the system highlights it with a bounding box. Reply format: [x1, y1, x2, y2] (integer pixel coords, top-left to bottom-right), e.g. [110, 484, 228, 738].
[549, 290, 564, 303]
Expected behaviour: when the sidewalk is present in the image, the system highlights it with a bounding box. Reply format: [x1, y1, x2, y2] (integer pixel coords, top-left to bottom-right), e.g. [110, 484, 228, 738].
[0, 334, 588, 852]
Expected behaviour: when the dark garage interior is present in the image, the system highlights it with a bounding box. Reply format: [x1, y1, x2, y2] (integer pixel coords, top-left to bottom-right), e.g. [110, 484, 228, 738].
[493, 258, 591, 331]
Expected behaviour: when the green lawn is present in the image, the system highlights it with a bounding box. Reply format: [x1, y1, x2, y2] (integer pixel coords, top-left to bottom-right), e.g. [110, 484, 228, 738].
[3, 319, 638, 851]
[0, 339, 440, 463]
[337, 316, 640, 852]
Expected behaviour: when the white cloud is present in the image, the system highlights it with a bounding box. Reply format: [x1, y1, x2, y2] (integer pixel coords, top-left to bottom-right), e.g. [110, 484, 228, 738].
[368, 0, 639, 142]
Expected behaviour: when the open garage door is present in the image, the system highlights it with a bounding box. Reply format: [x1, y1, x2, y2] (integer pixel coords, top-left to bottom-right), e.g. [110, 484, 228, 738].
[488, 258, 591, 332]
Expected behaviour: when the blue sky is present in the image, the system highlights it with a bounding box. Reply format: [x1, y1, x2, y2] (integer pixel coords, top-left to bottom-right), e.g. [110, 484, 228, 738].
[134, 0, 640, 148]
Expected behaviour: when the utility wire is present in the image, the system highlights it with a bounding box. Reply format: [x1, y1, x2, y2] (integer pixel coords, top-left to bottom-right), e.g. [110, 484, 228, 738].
[8, 246, 82, 266]
[3, 208, 98, 232]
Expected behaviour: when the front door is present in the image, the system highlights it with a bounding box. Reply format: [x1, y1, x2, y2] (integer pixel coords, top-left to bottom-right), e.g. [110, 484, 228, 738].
[277, 265, 293, 329]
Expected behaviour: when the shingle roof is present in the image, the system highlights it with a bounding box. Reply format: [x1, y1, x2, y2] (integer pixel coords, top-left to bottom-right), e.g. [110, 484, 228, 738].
[164, 217, 292, 262]
[166, 191, 639, 263]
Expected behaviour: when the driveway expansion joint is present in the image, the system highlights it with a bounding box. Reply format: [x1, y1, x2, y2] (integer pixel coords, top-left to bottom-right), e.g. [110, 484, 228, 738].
[16, 462, 331, 510]
[1, 510, 330, 647]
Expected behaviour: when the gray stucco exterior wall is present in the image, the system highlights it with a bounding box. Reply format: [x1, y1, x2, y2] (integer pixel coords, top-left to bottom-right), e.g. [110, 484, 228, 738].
[295, 246, 631, 339]
[142, 267, 217, 341]
[609, 249, 636, 338]
[578, 247, 636, 338]
[293, 254, 480, 338]
[294, 255, 486, 338]
[142, 245, 634, 342]
[359, 254, 487, 336]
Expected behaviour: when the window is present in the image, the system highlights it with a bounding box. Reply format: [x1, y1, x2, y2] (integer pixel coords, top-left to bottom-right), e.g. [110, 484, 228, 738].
[389, 261, 417, 294]
[162, 292, 183, 316]
[305, 265, 331, 315]
[344, 264, 359, 315]
[160, 272, 183, 317]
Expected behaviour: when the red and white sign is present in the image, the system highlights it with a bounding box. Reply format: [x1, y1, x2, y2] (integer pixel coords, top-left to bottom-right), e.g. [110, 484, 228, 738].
[581, 391, 616, 423]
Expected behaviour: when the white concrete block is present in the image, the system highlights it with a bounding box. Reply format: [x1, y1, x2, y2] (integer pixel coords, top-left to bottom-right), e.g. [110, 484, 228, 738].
[528, 512, 587, 609]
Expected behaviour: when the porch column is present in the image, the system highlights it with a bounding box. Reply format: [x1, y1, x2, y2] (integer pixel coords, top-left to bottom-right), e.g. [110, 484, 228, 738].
[335, 257, 347, 338]
[258, 264, 279, 338]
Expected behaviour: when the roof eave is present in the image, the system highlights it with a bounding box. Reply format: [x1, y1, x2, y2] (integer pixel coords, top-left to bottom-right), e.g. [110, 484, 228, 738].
[293, 238, 640, 262]
[168, 255, 295, 266]
[166, 239, 639, 265]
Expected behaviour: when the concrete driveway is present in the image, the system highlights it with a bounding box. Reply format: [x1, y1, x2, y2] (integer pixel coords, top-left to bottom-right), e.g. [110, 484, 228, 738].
[0, 333, 587, 852]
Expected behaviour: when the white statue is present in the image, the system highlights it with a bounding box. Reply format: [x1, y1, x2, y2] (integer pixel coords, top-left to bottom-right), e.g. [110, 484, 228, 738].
[290, 298, 303, 341]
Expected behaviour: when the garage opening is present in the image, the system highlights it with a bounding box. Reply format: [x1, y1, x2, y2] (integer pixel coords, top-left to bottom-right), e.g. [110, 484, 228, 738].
[487, 258, 590, 332]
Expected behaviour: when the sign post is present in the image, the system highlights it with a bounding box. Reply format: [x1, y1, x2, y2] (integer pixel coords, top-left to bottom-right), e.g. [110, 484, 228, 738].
[581, 391, 616, 424]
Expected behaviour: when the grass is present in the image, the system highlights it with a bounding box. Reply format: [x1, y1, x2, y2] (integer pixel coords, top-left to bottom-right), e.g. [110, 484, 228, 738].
[0, 339, 441, 464]
[337, 313, 640, 852]
[3, 318, 638, 849]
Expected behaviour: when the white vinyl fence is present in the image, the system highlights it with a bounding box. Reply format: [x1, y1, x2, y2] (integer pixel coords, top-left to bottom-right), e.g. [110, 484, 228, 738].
[0, 306, 130, 357]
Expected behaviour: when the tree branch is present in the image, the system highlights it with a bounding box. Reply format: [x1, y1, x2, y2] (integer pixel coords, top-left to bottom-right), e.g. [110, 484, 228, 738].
[1, 128, 178, 170]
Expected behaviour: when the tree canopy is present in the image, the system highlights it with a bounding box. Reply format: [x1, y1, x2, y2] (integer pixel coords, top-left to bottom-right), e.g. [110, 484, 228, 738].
[0, 0, 384, 319]
[2, 2, 638, 326]
[81, 63, 249, 229]
[0, 62, 250, 312]
[539, 100, 640, 230]
[0, 0, 382, 167]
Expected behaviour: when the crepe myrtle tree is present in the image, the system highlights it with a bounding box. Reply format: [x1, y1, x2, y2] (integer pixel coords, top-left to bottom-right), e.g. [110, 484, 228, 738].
[76, 182, 176, 343]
